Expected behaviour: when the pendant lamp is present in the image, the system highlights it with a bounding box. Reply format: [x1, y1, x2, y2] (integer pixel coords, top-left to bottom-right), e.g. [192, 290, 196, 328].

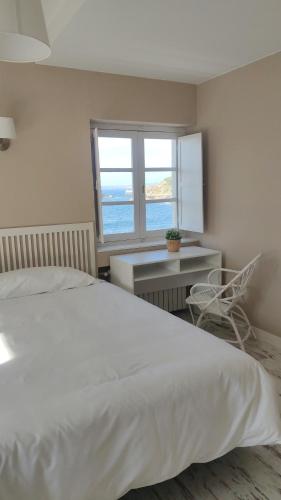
[0, 0, 51, 63]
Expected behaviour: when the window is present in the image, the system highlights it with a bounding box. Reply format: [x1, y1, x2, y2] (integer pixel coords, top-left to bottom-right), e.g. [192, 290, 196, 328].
[92, 126, 203, 243]
[144, 137, 177, 233]
[98, 134, 135, 237]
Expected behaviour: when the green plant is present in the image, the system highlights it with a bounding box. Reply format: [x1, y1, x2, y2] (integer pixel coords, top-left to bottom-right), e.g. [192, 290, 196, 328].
[165, 229, 182, 240]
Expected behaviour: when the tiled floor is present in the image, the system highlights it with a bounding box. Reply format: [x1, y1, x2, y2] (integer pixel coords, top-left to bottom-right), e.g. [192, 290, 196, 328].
[122, 312, 281, 500]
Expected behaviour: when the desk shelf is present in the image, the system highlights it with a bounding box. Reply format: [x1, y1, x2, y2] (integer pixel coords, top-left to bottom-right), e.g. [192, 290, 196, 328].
[110, 246, 222, 296]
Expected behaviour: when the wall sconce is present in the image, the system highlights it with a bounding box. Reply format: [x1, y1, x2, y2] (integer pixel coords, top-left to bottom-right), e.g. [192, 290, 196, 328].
[0, 117, 16, 151]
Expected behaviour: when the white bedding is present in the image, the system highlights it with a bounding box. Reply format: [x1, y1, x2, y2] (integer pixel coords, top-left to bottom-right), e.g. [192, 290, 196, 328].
[0, 281, 280, 500]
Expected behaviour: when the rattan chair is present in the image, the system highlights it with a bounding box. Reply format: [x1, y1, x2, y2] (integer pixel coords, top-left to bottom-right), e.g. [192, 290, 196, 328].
[186, 254, 261, 351]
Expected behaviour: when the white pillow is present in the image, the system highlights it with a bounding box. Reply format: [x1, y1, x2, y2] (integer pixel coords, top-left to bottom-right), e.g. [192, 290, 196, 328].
[0, 266, 96, 300]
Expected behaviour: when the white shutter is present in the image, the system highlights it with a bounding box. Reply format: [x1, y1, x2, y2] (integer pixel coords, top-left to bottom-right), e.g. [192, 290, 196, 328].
[178, 132, 204, 233]
[93, 128, 104, 244]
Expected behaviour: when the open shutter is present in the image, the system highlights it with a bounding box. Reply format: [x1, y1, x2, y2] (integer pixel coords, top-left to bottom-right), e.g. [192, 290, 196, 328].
[178, 132, 204, 233]
[92, 128, 104, 243]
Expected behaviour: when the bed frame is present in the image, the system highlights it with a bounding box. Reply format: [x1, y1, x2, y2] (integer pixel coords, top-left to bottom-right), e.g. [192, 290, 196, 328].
[0, 222, 96, 276]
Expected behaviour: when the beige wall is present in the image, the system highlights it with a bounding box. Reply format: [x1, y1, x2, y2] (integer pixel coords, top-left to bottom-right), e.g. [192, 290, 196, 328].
[197, 52, 281, 337]
[0, 62, 196, 228]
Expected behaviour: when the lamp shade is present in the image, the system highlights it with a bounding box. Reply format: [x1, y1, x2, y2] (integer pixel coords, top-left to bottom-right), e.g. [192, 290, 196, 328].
[0, 0, 50, 63]
[0, 118, 16, 139]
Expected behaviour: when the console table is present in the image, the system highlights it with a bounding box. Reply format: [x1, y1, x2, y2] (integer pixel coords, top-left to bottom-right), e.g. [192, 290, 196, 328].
[110, 246, 222, 298]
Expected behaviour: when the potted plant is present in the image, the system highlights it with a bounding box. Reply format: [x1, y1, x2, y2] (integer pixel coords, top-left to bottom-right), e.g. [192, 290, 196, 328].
[165, 229, 182, 252]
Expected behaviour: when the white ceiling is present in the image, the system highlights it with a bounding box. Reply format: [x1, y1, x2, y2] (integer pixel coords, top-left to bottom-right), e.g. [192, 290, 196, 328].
[42, 0, 281, 84]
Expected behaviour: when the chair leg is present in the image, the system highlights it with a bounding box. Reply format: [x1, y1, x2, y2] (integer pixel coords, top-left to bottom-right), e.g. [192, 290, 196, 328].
[196, 311, 205, 328]
[234, 304, 257, 339]
[251, 327, 257, 339]
[224, 313, 245, 352]
[188, 303, 196, 325]
[196, 311, 245, 351]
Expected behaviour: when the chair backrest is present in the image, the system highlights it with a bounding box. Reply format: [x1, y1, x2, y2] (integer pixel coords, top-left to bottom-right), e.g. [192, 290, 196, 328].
[205, 254, 261, 312]
[236, 254, 261, 297]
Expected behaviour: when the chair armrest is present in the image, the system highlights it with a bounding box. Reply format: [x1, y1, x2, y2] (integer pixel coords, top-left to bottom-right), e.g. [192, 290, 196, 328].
[208, 268, 239, 284]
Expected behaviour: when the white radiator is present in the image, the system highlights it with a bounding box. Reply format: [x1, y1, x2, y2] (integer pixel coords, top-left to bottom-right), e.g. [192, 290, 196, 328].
[137, 286, 187, 312]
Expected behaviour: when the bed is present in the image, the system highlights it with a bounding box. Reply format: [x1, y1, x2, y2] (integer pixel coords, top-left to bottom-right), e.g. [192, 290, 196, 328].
[0, 223, 280, 500]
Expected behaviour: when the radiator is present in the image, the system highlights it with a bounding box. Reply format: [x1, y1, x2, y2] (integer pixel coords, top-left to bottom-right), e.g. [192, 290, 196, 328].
[137, 286, 187, 312]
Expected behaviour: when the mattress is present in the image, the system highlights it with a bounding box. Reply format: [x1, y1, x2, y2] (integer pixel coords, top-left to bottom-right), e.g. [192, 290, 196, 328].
[0, 281, 280, 500]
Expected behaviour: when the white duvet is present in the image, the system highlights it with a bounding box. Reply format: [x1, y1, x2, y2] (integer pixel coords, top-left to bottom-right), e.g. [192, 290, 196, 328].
[0, 281, 280, 500]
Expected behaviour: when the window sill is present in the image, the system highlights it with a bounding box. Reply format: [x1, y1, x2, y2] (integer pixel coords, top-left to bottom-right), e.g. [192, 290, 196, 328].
[97, 237, 199, 253]
[97, 237, 200, 267]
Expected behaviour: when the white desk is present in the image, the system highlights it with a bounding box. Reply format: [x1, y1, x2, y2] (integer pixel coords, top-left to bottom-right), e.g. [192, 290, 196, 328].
[110, 246, 222, 296]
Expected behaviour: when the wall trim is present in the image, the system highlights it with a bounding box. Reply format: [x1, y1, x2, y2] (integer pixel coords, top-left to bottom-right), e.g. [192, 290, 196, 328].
[254, 327, 281, 349]
[91, 120, 189, 134]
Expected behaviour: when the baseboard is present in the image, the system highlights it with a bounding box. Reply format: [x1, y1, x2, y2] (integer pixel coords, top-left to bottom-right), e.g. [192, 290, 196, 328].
[254, 327, 281, 348]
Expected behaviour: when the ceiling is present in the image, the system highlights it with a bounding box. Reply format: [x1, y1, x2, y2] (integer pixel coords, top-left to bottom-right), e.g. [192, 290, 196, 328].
[42, 0, 281, 84]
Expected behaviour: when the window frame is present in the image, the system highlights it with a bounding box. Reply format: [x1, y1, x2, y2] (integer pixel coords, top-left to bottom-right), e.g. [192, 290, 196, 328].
[142, 131, 178, 238]
[94, 126, 183, 243]
[97, 129, 139, 242]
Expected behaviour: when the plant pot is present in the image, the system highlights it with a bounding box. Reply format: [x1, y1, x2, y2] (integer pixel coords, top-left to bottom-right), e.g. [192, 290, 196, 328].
[166, 239, 181, 252]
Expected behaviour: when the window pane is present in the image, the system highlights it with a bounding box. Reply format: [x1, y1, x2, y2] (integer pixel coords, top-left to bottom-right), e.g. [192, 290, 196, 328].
[146, 201, 177, 231]
[144, 138, 174, 168]
[145, 171, 176, 200]
[98, 137, 132, 169]
[101, 172, 133, 202]
[102, 204, 134, 235]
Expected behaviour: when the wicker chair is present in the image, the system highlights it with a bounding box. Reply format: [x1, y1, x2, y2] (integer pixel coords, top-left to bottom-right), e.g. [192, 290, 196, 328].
[186, 255, 261, 351]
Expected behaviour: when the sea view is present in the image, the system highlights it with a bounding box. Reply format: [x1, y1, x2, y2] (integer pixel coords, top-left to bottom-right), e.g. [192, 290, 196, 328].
[102, 187, 175, 234]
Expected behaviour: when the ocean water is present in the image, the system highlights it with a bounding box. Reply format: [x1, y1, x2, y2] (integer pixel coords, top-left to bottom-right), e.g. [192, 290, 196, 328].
[102, 187, 175, 234]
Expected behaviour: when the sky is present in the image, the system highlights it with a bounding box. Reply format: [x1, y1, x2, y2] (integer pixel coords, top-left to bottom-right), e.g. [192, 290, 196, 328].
[98, 137, 174, 187]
